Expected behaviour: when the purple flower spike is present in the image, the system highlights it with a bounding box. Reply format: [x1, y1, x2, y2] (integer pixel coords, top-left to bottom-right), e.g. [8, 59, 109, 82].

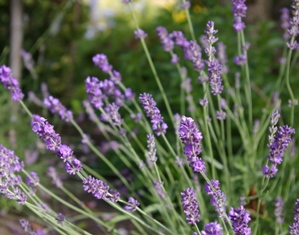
[134, 29, 148, 39]
[147, 134, 157, 162]
[44, 96, 73, 122]
[280, 8, 290, 40]
[229, 206, 251, 235]
[287, 0, 299, 50]
[0, 65, 24, 102]
[204, 180, 227, 218]
[156, 26, 174, 52]
[231, 0, 247, 31]
[201, 222, 223, 235]
[263, 125, 295, 178]
[153, 180, 167, 199]
[181, 188, 200, 225]
[92, 54, 112, 73]
[179, 116, 205, 172]
[274, 197, 284, 224]
[124, 197, 139, 212]
[139, 93, 168, 136]
[290, 199, 299, 235]
[31, 114, 61, 152]
[83, 175, 110, 200]
[102, 103, 123, 126]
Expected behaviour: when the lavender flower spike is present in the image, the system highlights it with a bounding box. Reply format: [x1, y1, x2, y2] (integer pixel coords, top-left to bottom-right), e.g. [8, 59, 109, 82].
[290, 199, 299, 235]
[147, 134, 157, 162]
[263, 125, 295, 178]
[181, 188, 200, 225]
[204, 180, 227, 218]
[0, 65, 24, 102]
[44, 96, 73, 122]
[0, 144, 26, 205]
[139, 93, 168, 135]
[228, 206, 251, 235]
[204, 22, 223, 95]
[179, 116, 205, 172]
[231, 0, 247, 31]
[274, 197, 284, 224]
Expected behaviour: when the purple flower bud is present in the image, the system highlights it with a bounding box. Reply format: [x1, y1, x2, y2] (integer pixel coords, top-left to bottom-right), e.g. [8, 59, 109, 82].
[216, 110, 226, 120]
[56, 213, 65, 226]
[56, 144, 73, 162]
[0, 65, 24, 102]
[201, 222, 223, 235]
[134, 29, 148, 39]
[124, 197, 139, 212]
[26, 171, 39, 186]
[65, 158, 82, 175]
[234, 54, 247, 65]
[181, 1, 191, 9]
[171, 54, 180, 64]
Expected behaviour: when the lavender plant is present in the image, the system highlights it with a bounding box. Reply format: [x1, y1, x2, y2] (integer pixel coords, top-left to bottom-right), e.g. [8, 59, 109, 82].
[1, 0, 299, 234]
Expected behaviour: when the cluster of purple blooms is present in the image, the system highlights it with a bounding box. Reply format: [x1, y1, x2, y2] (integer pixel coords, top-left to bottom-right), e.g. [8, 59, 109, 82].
[201, 222, 223, 235]
[263, 123, 295, 178]
[83, 175, 139, 210]
[204, 180, 227, 218]
[290, 199, 299, 234]
[181, 188, 200, 225]
[44, 96, 73, 122]
[228, 206, 251, 235]
[231, 0, 247, 32]
[139, 93, 168, 136]
[204, 21, 224, 96]
[30, 114, 82, 175]
[0, 65, 24, 102]
[287, 0, 299, 50]
[0, 144, 26, 205]
[179, 116, 205, 172]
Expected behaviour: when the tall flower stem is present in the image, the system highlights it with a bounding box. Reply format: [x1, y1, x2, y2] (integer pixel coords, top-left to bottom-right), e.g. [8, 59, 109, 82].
[127, 3, 174, 127]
